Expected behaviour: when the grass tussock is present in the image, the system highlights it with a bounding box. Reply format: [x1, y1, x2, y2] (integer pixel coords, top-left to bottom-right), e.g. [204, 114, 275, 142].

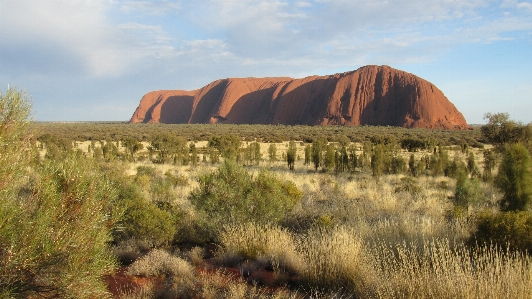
[363, 240, 532, 299]
[218, 223, 301, 273]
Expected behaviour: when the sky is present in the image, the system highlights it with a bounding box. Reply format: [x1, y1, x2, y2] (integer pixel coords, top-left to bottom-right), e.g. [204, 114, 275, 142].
[0, 0, 531, 124]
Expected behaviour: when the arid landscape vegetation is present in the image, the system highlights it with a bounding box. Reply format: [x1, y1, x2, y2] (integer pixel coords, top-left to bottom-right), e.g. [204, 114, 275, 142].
[2, 89, 532, 298]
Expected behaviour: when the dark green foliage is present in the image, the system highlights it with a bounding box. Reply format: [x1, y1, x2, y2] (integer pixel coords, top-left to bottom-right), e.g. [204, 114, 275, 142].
[208, 134, 241, 160]
[1, 155, 121, 298]
[121, 197, 177, 247]
[335, 146, 349, 173]
[304, 144, 312, 166]
[348, 145, 357, 172]
[188, 161, 302, 242]
[208, 147, 220, 164]
[471, 211, 532, 253]
[336, 134, 351, 147]
[467, 152, 480, 177]
[445, 155, 463, 179]
[401, 138, 430, 152]
[34, 122, 483, 150]
[268, 143, 277, 162]
[149, 133, 186, 164]
[371, 144, 389, 176]
[482, 149, 497, 182]
[454, 168, 483, 208]
[101, 140, 119, 161]
[190, 143, 198, 167]
[121, 136, 143, 162]
[287, 141, 297, 170]
[324, 144, 336, 172]
[408, 154, 416, 176]
[311, 137, 328, 171]
[37, 133, 74, 160]
[496, 143, 532, 211]
[390, 155, 407, 174]
[481, 113, 532, 149]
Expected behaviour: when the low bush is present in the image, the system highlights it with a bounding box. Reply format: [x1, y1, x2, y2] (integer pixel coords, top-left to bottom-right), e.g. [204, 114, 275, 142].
[470, 211, 532, 253]
[120, 198, 178, 247]
[188, 161, 302, 242]
[1, 156, 121, 298]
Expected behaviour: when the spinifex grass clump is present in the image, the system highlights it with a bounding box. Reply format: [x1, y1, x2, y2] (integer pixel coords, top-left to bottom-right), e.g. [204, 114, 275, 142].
[297, 226, 365, 294]
[363, 240, 532, 299]
[218, 223, 301, 272]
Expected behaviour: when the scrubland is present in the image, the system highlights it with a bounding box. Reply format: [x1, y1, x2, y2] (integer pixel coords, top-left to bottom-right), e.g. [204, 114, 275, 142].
[3, 90, 532, 299]
[101, 141, 529, 299]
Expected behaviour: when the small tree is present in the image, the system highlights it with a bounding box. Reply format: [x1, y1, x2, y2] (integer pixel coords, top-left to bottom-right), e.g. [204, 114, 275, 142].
[311, 138, 327, 171]
[190, 143, 198, 168]
[482, 149, 497, 182]
[324, 144, 336, 172]
[208, 134, 241, 160]
[268, 143, 277, 162]
[481, 113, 531, 149]
[496, 143, 532, 211]
[304, 144, 312, 166]
[286, 141, 297, 170]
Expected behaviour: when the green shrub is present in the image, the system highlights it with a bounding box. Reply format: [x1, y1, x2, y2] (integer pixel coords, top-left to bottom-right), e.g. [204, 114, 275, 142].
[470, 211, 532, 253]
[496, 143, 532, 211]
[0, 89, 120, 298]
[1, 156, 121, 298]
[454, 169, 483, 208]
[120, 198, 177, 247]
[188, 161, 302, 242]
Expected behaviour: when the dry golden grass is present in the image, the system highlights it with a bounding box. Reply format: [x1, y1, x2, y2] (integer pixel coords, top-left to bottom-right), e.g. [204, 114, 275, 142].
[98, 138, 531, 298]
[218, 223, 301, 273]
[362, 240, 532, 299]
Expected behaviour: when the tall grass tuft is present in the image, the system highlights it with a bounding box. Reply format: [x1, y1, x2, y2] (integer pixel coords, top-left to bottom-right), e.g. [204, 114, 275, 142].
[363, 240, 532, 299]
[218, 223, 301, 273]
[297, 226, 365, 294]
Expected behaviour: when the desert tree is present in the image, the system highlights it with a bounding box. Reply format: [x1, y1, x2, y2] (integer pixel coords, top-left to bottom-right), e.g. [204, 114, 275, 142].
[286, 141, 297, 170]
[304, 144, 312, 166]
[482, 149, 497, 182]
[481, 112, 532, 150]
[268, 143, 277, 162]
[324, 144, 336, 172]
[208, 134, 241, 161]
[496, 143, 532, 211]
[122, 136, 143, 162]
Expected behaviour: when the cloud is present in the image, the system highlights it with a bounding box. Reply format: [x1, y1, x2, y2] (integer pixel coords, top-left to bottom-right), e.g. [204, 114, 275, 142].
[0, 1, 127, 76]
[0, 0, 185, 78]
[118, 0, 181, 15]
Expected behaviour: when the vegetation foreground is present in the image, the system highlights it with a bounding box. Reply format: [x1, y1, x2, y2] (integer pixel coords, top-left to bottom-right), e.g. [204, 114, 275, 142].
[2, 89, 532, 298]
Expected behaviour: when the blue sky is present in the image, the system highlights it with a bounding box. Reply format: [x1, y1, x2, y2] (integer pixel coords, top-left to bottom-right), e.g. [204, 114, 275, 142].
[1, 0, 531, 124]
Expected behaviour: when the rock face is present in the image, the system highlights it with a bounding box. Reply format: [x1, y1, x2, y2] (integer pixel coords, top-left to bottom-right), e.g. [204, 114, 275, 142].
[130, 65, 469, 129]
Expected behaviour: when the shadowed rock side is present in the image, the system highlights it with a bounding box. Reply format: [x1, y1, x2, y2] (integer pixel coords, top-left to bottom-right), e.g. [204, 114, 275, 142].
[130, 65, 469, 129]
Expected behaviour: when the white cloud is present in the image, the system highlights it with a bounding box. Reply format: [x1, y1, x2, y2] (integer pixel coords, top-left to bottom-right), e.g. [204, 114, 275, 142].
[118, 0, 181, 15]
[516, 1, 532, 9]
[0, 0, 181, 77]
